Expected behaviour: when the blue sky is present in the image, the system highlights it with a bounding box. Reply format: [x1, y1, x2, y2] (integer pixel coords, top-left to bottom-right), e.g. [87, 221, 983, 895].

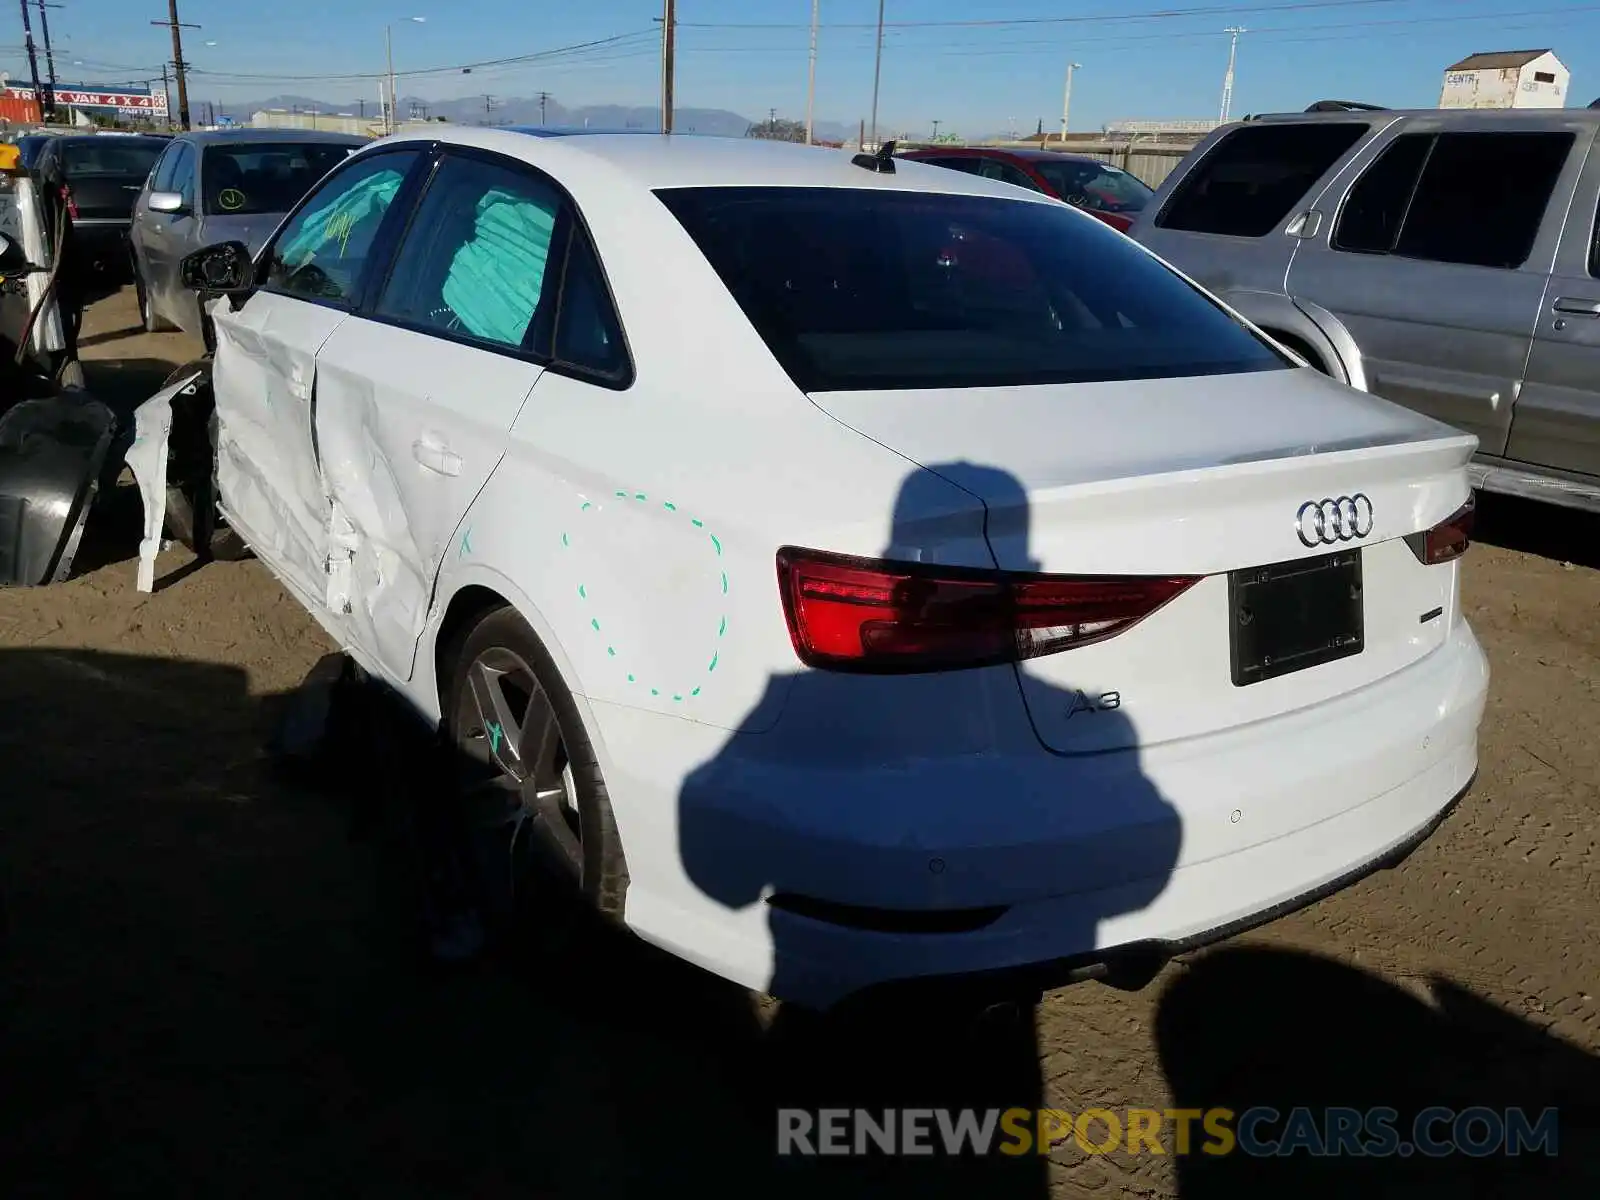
[7, 0, 1600, 134]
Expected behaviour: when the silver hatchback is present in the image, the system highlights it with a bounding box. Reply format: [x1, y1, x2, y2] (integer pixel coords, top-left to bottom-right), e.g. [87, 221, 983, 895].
[129, 129, 365, 337]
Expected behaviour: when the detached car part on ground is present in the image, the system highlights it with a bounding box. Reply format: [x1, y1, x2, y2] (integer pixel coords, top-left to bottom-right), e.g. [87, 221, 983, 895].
[0, 154, 115, 589]
[128, 130, 1487, 1011]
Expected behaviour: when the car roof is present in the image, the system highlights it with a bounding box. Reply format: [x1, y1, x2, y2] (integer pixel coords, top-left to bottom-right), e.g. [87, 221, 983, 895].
[178, 128, 368, 147]
[1242, 106, 1600, 126]
[371, 125, 1060, 198]
[904, 146, 1111, 166]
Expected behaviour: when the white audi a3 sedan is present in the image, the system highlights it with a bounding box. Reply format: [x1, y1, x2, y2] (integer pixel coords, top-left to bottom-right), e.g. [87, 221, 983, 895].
[137, 127, 1488, 1009]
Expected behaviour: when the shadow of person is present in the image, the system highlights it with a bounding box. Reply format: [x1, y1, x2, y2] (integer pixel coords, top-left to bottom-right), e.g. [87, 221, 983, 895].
[1156, 945, 1600, 1198]
[678, 462, 1183, 1195]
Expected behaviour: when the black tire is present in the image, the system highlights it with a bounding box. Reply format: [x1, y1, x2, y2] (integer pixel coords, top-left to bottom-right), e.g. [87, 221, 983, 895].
[442, 606, 630, 941]
[135, 263, 174, 333]
[160, 361, 249, 562]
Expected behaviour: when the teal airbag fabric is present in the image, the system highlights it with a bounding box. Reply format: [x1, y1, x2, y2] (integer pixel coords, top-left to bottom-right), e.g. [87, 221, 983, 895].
[277, 169, 406, 266]
[441, 188, 558, 346]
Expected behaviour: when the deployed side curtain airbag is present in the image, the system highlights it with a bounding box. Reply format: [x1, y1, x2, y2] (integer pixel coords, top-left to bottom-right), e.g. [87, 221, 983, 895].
[276, 169, 407, 268]
[440, 188, 557, 347]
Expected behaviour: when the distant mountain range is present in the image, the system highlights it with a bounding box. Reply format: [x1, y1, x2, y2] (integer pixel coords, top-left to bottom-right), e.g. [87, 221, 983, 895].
[213, 93, 861, 143]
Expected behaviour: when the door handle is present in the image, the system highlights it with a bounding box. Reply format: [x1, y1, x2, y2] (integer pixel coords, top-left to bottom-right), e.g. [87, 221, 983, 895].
[1551, 296, 1600, 317]
[412, 435, 462, 476]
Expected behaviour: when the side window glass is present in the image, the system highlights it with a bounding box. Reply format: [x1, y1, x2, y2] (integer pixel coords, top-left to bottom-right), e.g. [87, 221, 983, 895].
[149, 144, 180, 194]
[1394, 132, 1573, 269]
[1333, 133, 1432, 254]
[172, 145, 196, 209]
[376, 153, 562, 351]
[1156, 122, 1368, 237]
[553, 227, 631, 383]
[265, 149, 419, 306]
[1589, 196, 1600, 279]
[979, 159, 1041, 191]
[937, 157, 983, 175]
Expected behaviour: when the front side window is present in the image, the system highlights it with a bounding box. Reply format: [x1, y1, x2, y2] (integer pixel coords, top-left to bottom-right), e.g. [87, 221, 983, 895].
[169, 144, 197, 210]
[658, 186, 1287, 393]
[264, 149, 419, 306]
[1156, 122, 1368, 237]
[375, 152, 563, 351]
[1034, 160, 1153, 215]
[149, 142, 182, 194]
[202, 142, 357, 217]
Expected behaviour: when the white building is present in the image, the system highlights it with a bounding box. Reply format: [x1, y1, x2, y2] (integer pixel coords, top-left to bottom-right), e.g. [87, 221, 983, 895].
[1439, 50, 1569, 110]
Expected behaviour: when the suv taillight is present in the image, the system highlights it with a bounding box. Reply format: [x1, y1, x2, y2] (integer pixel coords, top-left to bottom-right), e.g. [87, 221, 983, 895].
[776, 547, 1199, 673]
[1405, 496, 1475, 566]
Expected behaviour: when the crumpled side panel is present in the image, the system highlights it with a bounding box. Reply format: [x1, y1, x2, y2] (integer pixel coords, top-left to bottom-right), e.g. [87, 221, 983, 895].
[125, 373, 199, 591]
[313, 366, 431, 668]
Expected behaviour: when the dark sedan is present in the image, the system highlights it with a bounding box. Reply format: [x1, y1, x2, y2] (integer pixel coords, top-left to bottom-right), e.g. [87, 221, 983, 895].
[33, 134, 169, 278]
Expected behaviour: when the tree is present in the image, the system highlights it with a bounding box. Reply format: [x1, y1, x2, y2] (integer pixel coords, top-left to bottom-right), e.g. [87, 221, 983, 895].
[745, 117, 806, 142]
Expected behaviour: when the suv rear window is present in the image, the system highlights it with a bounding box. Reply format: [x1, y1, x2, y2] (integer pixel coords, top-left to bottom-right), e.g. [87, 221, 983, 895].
[657, 186, 1287, 393]
[1156, 122, 1368, 237]
[61, 139, 166, 178]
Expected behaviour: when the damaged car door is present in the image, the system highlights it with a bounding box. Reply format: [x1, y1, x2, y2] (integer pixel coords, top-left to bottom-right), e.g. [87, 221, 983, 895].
[211, 147, 423, 609]
[312, 147, 562, 680]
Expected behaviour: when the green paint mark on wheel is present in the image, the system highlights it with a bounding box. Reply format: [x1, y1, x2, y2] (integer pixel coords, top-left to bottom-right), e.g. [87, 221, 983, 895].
[487, 722, 503, 754]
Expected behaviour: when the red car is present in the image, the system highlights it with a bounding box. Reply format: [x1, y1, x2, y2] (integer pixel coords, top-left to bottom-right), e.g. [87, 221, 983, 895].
[897, 146, 1154, 233]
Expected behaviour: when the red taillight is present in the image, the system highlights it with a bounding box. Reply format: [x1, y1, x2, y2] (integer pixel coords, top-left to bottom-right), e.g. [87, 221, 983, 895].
[1405, 495, 1476, 566]
[776, 547, 1199, 673]
[61, 183, 78, 221]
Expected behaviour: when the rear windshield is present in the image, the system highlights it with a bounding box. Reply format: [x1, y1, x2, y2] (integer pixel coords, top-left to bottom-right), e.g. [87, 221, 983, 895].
[202, 142, 357, 216]
[656, 186, 1286, 393]
[1034, 160, 1153, 214]
[62, 139, 165, 178]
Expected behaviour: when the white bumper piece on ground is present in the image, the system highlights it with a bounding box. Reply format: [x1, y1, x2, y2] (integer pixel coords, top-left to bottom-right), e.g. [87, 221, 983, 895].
[125, 371, 202, 593]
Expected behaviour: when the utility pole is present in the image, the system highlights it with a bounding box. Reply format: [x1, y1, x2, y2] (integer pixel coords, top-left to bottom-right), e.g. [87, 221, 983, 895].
[537, 90, 550, 124]
[18, 1, 44, 122]
[868, 0, 885, 149]
[1219, 26, 1245, 123]
[804, 0, 818, 144]
[36, 1, 60, 121]
[1060, 60, 1081, 143]
[386, 25, 396, 133]
[930, 119, 939, 141]
[482, 94, 496, 125]
[660, 0, 676, 132]
[151, 0, 198, 131]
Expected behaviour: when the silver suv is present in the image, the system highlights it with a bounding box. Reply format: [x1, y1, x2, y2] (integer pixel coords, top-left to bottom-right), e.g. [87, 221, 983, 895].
[1132, 107, 1600, 512]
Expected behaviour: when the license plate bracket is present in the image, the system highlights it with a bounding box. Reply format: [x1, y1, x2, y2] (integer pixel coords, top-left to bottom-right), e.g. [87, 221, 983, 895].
[1229, 549, 1363, 687]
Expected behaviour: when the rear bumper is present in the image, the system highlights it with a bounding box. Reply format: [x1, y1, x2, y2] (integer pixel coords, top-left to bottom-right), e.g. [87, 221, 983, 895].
[608, 620, 1489, 1010]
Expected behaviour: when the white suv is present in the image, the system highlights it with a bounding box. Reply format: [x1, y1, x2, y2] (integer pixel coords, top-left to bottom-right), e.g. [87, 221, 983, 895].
[131, 128, 1488, 1009]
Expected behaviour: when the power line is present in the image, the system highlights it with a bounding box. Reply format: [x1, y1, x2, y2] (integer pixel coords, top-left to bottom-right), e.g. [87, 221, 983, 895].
[674, 0, 1422, 30]
[185, 29, 655, 84]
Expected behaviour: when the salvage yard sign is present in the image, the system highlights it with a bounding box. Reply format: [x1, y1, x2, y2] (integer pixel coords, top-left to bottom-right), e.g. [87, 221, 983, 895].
[4, 84, 169, 117]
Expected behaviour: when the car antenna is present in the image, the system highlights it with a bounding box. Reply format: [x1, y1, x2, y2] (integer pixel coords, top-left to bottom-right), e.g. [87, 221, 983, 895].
[850, 139, 896, 173]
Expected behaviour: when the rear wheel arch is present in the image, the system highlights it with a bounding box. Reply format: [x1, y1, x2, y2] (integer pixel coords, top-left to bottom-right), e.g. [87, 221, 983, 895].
[1262, 328, 1330, 374]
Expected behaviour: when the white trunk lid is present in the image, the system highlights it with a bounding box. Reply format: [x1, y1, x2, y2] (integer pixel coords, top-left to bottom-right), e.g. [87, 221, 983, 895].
[812, 368, 1478, 754]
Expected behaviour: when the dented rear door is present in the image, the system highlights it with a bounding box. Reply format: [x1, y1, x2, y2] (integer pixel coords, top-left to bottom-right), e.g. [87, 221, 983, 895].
[310, 148, 564, 681]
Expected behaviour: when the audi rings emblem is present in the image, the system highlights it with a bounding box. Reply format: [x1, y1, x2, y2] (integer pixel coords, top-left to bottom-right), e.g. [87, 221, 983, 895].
[1296, 494, 1374, 547]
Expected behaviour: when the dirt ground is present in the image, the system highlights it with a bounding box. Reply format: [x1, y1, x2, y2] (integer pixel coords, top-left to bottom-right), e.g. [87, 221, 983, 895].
[3, 288, 1598, 1198]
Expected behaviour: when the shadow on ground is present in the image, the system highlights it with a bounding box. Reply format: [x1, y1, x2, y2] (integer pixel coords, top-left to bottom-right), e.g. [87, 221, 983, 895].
[0, 647, 1057, 1198]
[1474, 491, 1600, 571]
